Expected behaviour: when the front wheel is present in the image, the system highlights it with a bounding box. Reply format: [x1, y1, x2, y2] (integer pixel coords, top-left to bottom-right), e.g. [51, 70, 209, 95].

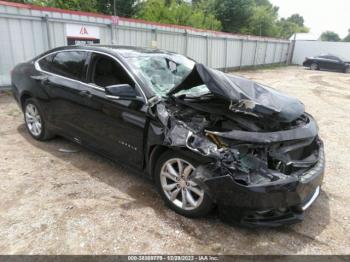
[155, 151, 213, 218]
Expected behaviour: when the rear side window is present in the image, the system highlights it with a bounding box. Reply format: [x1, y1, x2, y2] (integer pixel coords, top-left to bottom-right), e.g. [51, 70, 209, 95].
[329, 56, 340, 61]
[38, 54, 55, 72]
[50, 51, 86, 80]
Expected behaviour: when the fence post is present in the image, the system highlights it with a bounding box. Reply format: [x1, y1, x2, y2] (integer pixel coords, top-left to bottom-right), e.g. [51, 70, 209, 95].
[114, 24, 119, 45]
[224, 38, 228, 72]
[263, 41, 268, 65]
[239, 39, 244, 70]
[287, 40, 295, 65]
[109, 24, 114, 44]
[272, 42, 277, 64]
[152, 28, 158, 48]
[253, 40, 258, 67]
[184, 30, 188, 56]
[205, 35, 209, 66]
[42, 15, 52, 49]
[279, 43, 284, 64]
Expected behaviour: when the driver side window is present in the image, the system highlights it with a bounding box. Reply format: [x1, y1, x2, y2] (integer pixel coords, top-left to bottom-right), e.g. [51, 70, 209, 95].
[89, 53, 134, 88]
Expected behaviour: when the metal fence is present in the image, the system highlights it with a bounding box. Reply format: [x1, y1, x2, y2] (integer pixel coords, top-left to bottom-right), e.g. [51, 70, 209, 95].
[0, 1, 291, 87]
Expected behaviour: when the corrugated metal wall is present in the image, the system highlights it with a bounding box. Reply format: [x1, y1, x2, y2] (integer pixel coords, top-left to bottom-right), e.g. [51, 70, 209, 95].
[0, 2, 290, 86]
[292, 40, 350, 65]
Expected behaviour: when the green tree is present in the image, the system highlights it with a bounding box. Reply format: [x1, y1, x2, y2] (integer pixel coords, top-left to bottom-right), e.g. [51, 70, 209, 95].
[22, 0, 138, 16]
[31, 0, 98, 12]
[242, 1, 279, 37]
[214, 0, 255, 33]
[275, 13, 309, 39]
[342, 29, 350, 42]
[276, 18, 308, 39]
[136, 0, 221, 30]
[5, 0, 310, 39]
[287, 14, 304, 27]
[320, 31, 341, 42]
[95, 0, 139, 16]
[2, 0, 26, 2]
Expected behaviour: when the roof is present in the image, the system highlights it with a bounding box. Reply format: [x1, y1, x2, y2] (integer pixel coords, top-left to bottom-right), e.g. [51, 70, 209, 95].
[62, 44, 173, 54]
[290, 33, 319, 41]
[34, 45, 177, 60]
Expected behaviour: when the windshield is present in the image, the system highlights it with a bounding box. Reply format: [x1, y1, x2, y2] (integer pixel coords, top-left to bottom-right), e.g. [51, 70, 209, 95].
[125, 52, 209, 97]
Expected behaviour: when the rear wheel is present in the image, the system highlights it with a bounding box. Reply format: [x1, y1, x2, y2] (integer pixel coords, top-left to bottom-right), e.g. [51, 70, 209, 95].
[155, 150, 213, 218]
[24, 98, 54, 141]
[310, 63, 319, 70]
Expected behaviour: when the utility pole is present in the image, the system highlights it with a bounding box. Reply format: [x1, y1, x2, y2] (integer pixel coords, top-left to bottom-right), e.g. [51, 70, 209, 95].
[259, 24, 262, 37]
[114, 0, 117, 17]
[112, 0, 117, 45]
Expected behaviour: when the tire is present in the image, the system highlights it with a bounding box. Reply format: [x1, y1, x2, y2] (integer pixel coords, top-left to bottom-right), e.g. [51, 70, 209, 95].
[23, 98, 54, 141]
[154, 150, 213, 218]
[310, 63, 319, 70]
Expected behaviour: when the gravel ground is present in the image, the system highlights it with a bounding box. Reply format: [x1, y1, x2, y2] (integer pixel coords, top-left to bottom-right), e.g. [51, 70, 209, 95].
[0, 66, 349, 255]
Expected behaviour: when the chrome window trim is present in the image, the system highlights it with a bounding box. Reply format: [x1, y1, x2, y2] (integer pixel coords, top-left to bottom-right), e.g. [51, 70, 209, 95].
[34, 49, 148, 102]
[301, 186, 320, 211]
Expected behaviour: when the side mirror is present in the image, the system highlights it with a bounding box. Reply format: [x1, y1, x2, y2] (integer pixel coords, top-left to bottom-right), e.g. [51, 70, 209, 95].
[105, 84, 142, 101]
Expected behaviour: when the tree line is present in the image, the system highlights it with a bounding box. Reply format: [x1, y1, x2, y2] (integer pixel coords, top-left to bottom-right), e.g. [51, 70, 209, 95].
[321, 30, 350, 42]
[6, 0, 349, 41]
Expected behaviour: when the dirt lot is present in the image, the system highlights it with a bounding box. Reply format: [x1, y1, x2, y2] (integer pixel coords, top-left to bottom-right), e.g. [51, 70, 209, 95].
[0, 66, 349, 255]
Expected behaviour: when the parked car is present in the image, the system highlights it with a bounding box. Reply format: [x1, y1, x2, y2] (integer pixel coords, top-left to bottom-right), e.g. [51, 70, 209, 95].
[303, 54, 350, 73]
[11, 45, 325, 227]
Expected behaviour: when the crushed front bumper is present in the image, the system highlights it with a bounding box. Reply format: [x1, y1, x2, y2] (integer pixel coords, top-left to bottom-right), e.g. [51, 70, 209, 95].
[203, 145, 325, 227]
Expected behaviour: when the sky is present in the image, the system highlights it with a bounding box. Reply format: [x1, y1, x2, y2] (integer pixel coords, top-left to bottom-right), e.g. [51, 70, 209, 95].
[270, 0, 350, 38]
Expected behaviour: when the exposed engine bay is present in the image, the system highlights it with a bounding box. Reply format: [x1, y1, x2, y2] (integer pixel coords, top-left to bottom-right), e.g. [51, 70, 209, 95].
[154, 64, 323, 187]
[156, 98, 322, 187]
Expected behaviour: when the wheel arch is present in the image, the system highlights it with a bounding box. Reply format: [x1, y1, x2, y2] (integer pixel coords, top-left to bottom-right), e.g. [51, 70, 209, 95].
[20, 92, 33, 111]
[148, 145, 170, 179]
[310, 61, 319, 69]
[147, 144, 209, 179]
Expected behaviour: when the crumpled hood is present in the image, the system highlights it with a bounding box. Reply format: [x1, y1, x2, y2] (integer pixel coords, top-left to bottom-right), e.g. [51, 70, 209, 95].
[167, 64, 305, 122]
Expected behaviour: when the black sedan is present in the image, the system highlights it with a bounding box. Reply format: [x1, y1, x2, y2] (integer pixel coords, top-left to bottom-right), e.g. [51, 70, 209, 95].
[303, 54, 350, 73]
[11, 45, 325, 227]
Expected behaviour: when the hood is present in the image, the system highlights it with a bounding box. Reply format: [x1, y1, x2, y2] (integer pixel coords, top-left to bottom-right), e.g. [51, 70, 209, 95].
[167, 64, 305, 123]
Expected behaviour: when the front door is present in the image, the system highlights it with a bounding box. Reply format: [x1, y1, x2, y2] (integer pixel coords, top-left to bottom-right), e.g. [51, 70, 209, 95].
[76, 52, 147, 169]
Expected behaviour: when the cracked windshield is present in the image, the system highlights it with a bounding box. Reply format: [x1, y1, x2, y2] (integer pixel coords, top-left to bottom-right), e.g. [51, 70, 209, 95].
[126, 53, 209, 97]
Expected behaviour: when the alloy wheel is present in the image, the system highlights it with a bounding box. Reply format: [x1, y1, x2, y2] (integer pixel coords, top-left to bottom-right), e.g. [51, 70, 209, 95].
[25, 103, 42, 137]
[160, 158, 204, 211]
[310, 63, 318, 70]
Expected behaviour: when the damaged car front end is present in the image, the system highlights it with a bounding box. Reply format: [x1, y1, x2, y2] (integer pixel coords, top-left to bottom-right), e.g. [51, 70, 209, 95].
[120, 48, 325, 227]
[148, 63, 325, 227]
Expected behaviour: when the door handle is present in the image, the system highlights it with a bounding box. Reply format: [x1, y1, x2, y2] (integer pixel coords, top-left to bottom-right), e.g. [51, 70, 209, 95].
[31, 75, 47, 81]
[31, 75, 49, 84]
[79, 90, 92, 98]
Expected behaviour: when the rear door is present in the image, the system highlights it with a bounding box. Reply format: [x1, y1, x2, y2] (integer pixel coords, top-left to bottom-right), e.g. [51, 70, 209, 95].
[321, 56, 343, 71]
[37, 50, 89, 139]
[328, 56, 345, 71]
[316, 56, 329, 69]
